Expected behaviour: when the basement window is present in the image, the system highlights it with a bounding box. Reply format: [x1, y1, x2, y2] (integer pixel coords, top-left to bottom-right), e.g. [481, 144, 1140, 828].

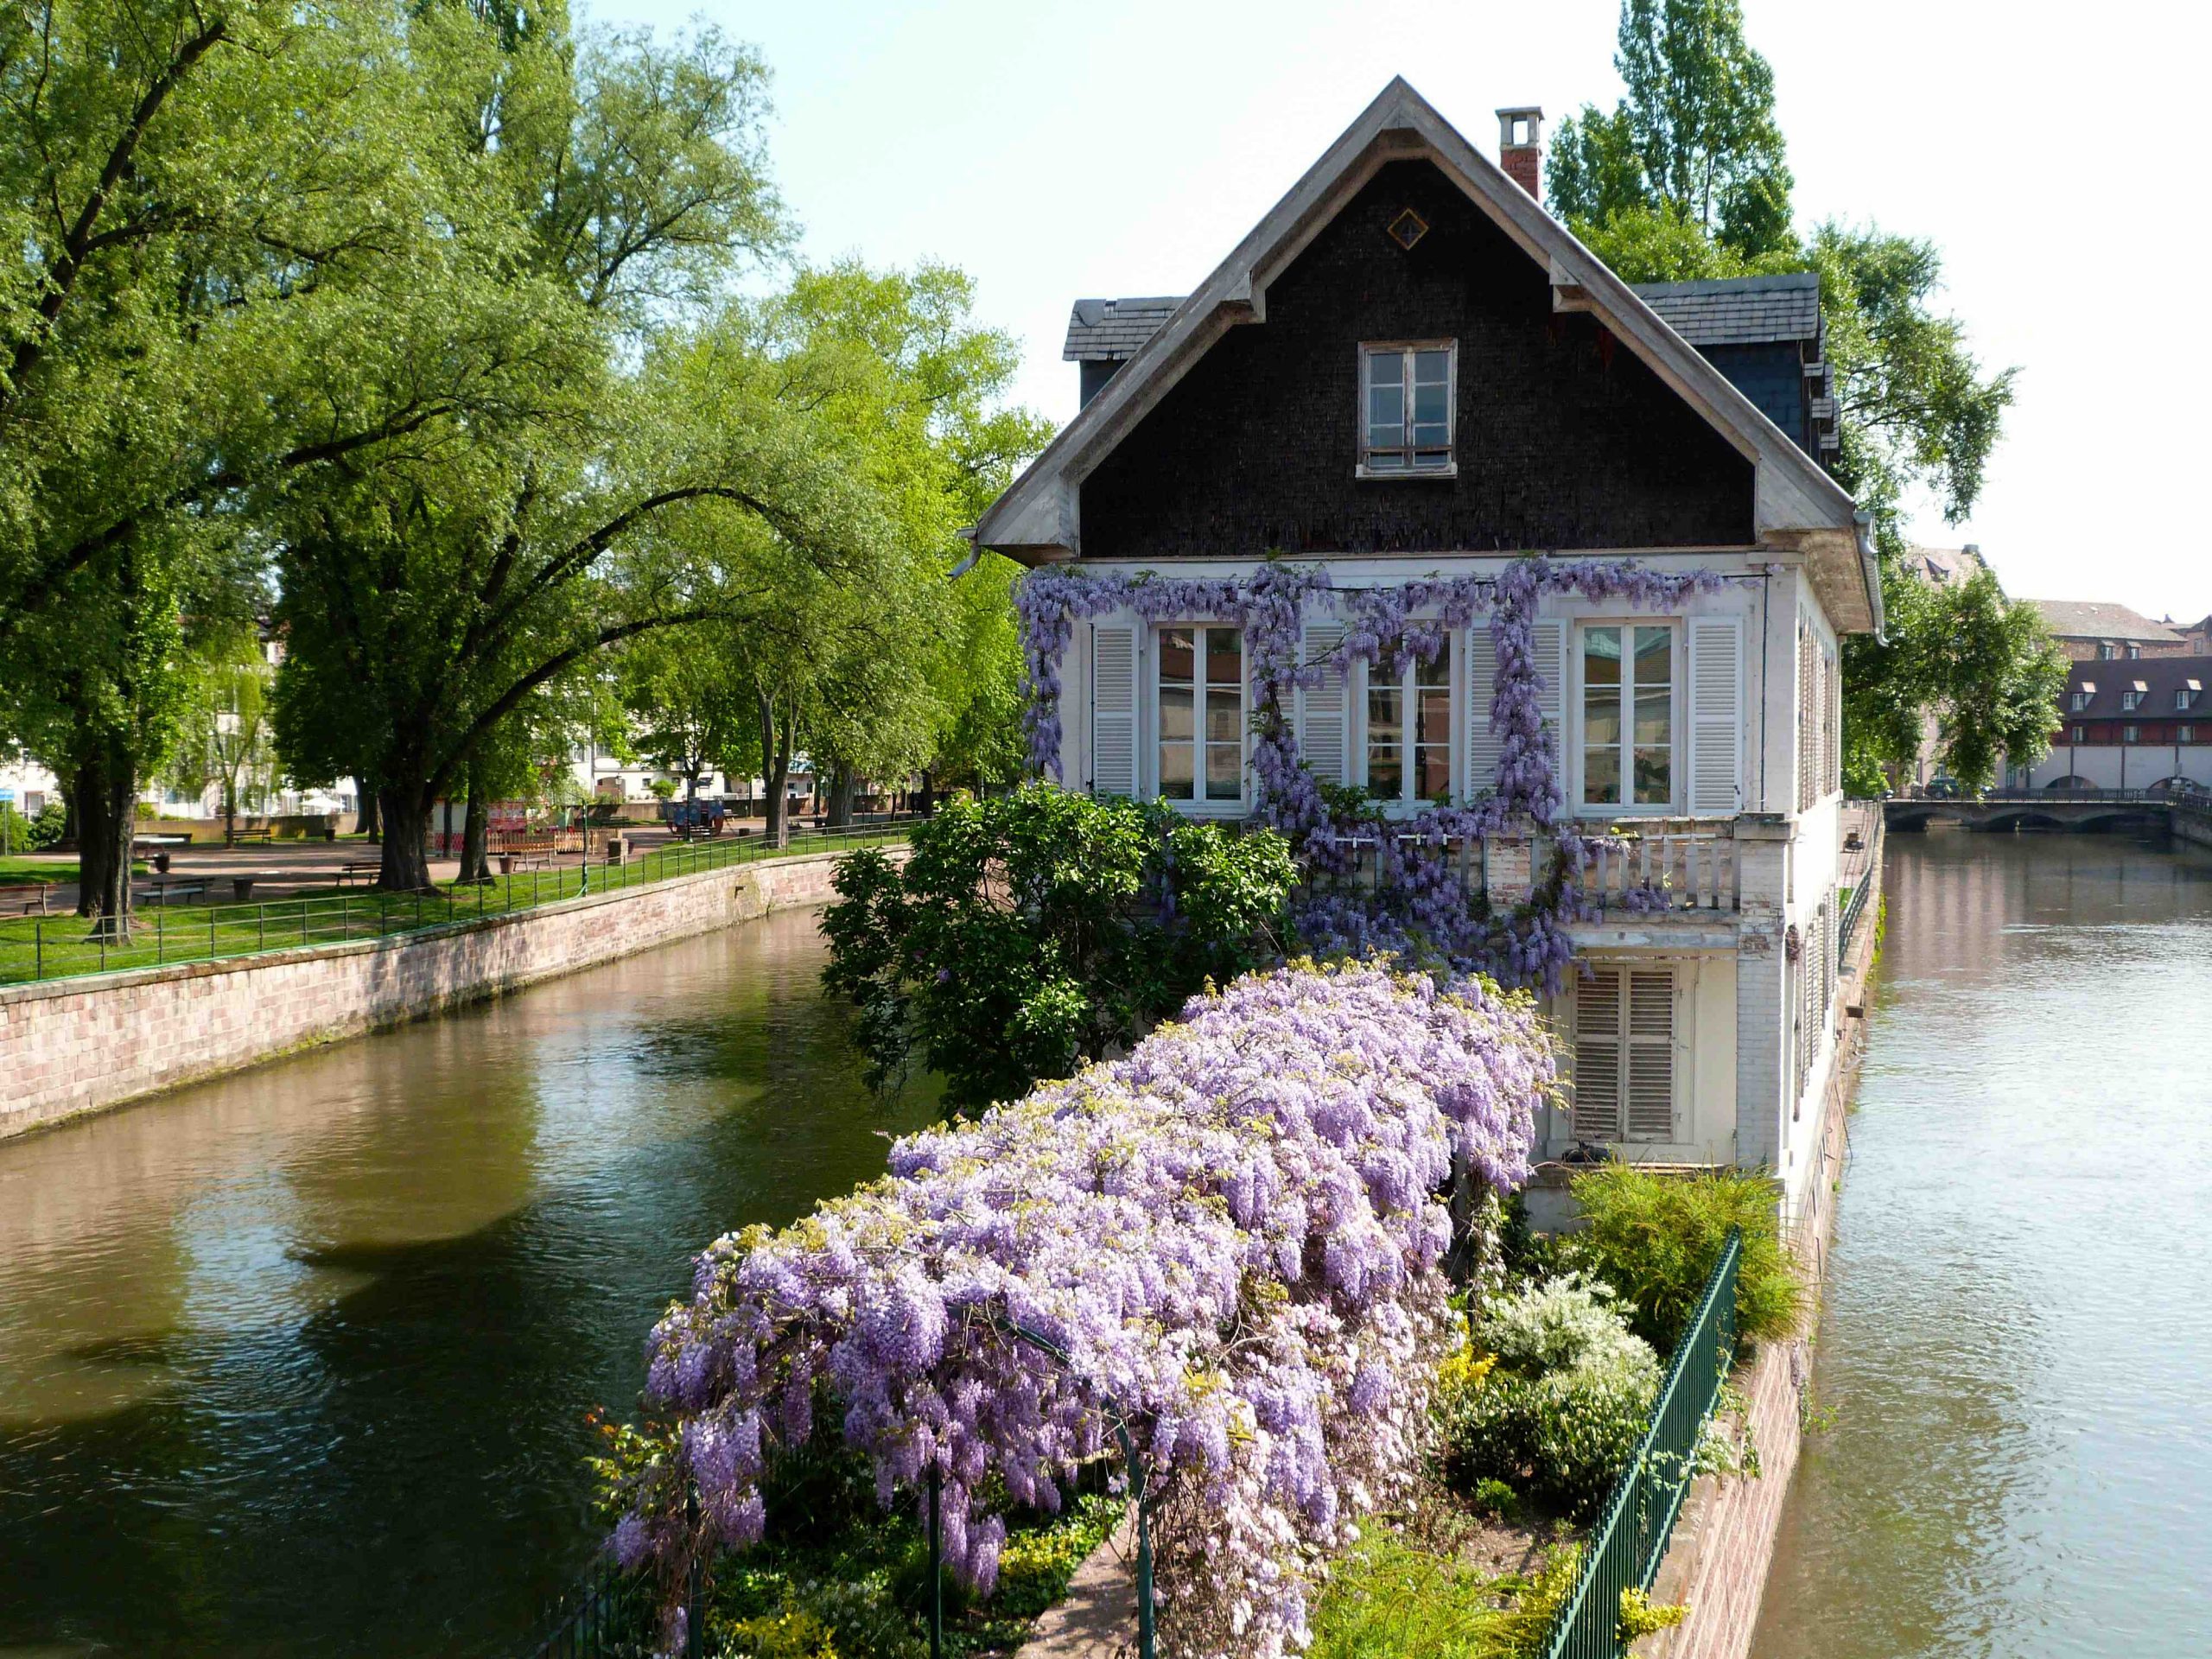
[1359, 342, 1455, 476]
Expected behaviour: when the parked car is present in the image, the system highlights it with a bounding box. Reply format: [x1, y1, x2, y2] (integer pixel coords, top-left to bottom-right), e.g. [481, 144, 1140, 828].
[1923, 776, 1961, 799]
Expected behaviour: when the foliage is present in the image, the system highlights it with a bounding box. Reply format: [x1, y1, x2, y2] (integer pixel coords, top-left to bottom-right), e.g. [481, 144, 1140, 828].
[1305, 1530, 1580, 1659]
[165, 643, 276, 836]
[1436, 1277, 1660, 1519]
[0, 802, 67, 854]
[1567, 1164, 1802, 1351]
[1617, 1586, 1689, 1643]
[621, 962, 1556, 1659]
[820, 785, 1296, 1109]
[1548, 0, 1796, 260]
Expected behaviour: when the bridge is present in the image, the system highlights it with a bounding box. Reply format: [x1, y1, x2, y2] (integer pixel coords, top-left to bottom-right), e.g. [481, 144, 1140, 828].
[1885, 786, 2212, 836]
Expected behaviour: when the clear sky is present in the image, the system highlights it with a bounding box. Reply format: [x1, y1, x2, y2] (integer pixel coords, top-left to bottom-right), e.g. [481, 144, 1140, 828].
[580, 0, 2206, 624]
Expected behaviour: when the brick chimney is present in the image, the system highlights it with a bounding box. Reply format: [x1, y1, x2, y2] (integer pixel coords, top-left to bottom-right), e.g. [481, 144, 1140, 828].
[1497, 106, 1543, 198]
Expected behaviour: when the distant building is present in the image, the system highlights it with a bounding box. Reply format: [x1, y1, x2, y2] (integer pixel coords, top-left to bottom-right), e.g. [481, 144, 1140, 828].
[2014, 655, 2212, 791]
[2027, 600, 2187, 661]
[2177, 613, 2212, 654]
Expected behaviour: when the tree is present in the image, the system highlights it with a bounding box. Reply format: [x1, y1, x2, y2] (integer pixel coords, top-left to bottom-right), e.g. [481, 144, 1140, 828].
[1548, 0, 1796, 262]
[269, 3, 888, 890]
[618, 626, 760, 825]
[168, 645, 276, 844]
[821, 786, 1298, 1110]
[1554, 0, 2059, 795]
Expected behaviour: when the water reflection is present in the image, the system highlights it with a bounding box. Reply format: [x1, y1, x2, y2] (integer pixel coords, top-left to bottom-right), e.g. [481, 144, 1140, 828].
[0, 908, 938, 1658]
[1752, 832, 2212, 1658]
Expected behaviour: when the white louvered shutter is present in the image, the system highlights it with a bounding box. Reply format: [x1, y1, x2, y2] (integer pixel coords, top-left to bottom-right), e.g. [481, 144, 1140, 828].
[1626, 969, 1677, 1141]
[1300, 620, 1350, 786]
[1688, 618, 1744, 817]
[1531, 620, 1566, 752]
[1465, 625, 1503, 794]
[1090, 623, 1137, 798]
[1572, 966, 1624, 1141]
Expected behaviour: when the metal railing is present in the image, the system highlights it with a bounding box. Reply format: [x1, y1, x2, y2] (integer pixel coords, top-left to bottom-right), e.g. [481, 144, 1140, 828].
[1835, 806, 1883, 968]
[526, 1552, 663, 1659]
[0, 823, 912, 987]
[1539, 1227, 1742, 1659]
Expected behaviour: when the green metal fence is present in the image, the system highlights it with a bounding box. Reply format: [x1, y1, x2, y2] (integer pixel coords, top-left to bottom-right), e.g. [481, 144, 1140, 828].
[0, 823, 912, 988]
[1539, 1226, 1742, 1659]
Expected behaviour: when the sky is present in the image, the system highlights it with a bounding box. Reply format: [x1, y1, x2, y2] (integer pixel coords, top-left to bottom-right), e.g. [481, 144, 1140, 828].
[580, 0, 2208, 624]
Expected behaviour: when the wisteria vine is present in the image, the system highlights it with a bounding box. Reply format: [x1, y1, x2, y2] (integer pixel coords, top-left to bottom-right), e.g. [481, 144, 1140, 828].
[1014, 555, 1722, 992]
[623, 962, 1555, 1659]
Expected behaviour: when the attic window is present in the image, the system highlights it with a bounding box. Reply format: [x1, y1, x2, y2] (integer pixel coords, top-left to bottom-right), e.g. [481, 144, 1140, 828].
[2123, 683, 2147, 711]
[2071, 690, 2091, 712]
[2182, 681, 2202, 710]
[1359, 343, 1455, 476]
[1386, 208, 1429, 251]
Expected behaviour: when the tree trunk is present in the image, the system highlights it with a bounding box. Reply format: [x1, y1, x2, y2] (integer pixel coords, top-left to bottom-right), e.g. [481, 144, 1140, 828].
[377, 786, 434, 890]
[358, 785, 381, 842]
[72, 752, 135, 938]
[223, 779, 238, 848]
[827, 766, 855, 828]
[760, 693, 791, 849]
[459, 759, 490, 885]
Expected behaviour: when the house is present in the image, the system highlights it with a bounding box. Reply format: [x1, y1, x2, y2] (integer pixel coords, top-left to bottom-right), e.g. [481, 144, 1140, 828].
[2014, 656, 2212, 791]
[2178, 613, 2212, 654]
[973, 80, 1878, 1230]
[2027, 599, 2187, 661]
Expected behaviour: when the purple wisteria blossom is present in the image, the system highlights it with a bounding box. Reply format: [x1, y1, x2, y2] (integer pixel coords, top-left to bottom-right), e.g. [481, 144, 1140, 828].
[631, 962, 1554, 1659]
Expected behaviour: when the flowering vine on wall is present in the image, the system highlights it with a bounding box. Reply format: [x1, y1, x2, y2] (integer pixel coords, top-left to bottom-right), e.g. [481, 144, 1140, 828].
[1014, 555, 1722, 992]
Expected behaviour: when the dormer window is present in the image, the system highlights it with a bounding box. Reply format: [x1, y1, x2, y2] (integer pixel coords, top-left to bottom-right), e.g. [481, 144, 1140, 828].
[1359, 342, 1455, 476]
[2123, 682, 2147, 711]
[2071, 690, 2092, 712]
[2181, 680, 2202, 710]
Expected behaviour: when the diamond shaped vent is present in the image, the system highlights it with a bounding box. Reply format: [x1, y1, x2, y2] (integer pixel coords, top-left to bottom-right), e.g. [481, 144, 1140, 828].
[1386, 207, 1429, 251]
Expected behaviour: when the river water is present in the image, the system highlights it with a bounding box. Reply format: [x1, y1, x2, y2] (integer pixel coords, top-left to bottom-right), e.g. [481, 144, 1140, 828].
[0, 909, 938, 1659]
[1752, 830, 2212, 1658]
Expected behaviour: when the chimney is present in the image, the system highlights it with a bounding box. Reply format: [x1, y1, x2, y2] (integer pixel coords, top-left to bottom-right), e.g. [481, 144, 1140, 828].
[1497, 106, 1543, 198]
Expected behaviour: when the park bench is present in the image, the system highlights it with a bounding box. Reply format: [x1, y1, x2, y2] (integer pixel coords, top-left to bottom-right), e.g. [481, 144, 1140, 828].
[336, 860, 382, 886]
[232, 828, 275, 844]
[2, 881, 54, 915]
[133, 833, 192, 851]
[143, 881, 209, 905]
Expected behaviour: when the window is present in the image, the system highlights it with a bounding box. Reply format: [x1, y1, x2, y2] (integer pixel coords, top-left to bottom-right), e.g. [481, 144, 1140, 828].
[2071, 691, 2091, 712]
[1571, 964, 1675, 1143]
[1157, 626, 1243, 804]
[2180, 725, 2196, 744]
[2127, 644, 2143, 658]
[2123, 724, 2139, 744]
[1363, 643, 1452, 803]
[2071, 725, 2085, 744]
[1584, 624, 1674, 809]
[1359, 343, 1454, 474]
[2122, 686, 2145, 711]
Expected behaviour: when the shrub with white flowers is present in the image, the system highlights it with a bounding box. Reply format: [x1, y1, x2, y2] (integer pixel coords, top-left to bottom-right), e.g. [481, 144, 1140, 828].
[619, 960, 1556, 1659]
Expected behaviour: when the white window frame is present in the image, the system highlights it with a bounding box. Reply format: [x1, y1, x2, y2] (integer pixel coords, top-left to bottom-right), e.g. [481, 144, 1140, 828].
[1357, 340, 1458, 478]
[2123, 724, 2140, 744]
[2180, 724, 2196, 744]
[1154, 623, 1247, 811]
[1573, 620, 1681, 817]
[1355, 639, 1457, 808]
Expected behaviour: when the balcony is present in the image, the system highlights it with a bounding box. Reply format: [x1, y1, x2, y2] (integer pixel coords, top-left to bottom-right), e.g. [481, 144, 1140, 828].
[1306, 817, 1741, 917]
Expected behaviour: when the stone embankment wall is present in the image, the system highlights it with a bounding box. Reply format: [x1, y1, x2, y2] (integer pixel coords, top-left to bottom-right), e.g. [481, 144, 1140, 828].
[0, 851, 868, 1140]
[2172, 799, 2212, 850]
[1641, 836, 1880, 1659]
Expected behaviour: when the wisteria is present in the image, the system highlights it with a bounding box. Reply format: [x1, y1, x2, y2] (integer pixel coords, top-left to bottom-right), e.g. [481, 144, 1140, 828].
[1014, 555, 1720, 992]
[625, 962, 1555, 1659]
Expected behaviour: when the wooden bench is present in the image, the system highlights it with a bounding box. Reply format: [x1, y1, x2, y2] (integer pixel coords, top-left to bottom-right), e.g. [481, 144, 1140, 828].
[1, 881, 54, 915]
[143, 881, 209, 905]
[336, 860, 381, 886]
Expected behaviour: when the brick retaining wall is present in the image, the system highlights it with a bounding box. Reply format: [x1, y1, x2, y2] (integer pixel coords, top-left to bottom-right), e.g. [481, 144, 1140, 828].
[0, 851, 867, 1140]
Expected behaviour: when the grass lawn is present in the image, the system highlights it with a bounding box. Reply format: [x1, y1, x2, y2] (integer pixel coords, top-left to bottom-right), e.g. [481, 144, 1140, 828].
[0, 857, 145, 884]
[0, 828, 903, 984]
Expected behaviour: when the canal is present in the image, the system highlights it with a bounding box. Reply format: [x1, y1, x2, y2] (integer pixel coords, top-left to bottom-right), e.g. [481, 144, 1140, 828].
[1752, 830, 2212, 1657]
[0, 908, 939, 1659]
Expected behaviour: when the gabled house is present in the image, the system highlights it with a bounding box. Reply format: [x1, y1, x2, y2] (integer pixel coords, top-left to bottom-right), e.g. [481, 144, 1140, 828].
[975, 80, 1879, 1228]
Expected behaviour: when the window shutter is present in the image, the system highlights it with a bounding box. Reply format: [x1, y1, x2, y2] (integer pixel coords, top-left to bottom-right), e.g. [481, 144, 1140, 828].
[1300, 620, 1349, 786]
[1572, 966, 1624, 1140]
[1626, 969, 1676, 1141]
[1465, 624, 1503, 793]
[1090, 622, 1137, 798]
[1532, 619, 1565, 746]
[1687, 618, 1744, 817]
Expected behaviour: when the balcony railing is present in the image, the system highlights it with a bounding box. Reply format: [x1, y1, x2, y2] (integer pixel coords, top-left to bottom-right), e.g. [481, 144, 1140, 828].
[1306, 817, 1741, 917]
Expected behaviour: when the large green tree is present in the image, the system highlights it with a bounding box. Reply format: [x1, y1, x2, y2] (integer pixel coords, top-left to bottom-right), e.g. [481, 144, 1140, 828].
[1552, 0, 2060, 794]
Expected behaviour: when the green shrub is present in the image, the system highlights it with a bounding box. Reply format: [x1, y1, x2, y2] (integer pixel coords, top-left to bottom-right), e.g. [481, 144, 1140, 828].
[1437, 1278, 1659, 1520]
[1567, 1164, 1803, 1351]
[821, 785, 1295, 1109]
[1306, 1530, 1579, 1659]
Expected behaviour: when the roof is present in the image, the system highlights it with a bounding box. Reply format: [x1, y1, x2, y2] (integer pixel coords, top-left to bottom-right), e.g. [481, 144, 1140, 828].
[1065, 297, 1183, 362]
[1908, 545, 1992, 589]
[2060, 654, 2212, 720]
[1629, 272, 1821, 346]
[976, 77, 1878, 634]
[2027, 600, 2183, 644]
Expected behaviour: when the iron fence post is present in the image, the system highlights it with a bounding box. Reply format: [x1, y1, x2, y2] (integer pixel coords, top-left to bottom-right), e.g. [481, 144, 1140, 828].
[928, 1465, 944, 1659]
[156, 906, 163, 965]
[209, 906, 216, 962]
[684, 1488, 704, 1659]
